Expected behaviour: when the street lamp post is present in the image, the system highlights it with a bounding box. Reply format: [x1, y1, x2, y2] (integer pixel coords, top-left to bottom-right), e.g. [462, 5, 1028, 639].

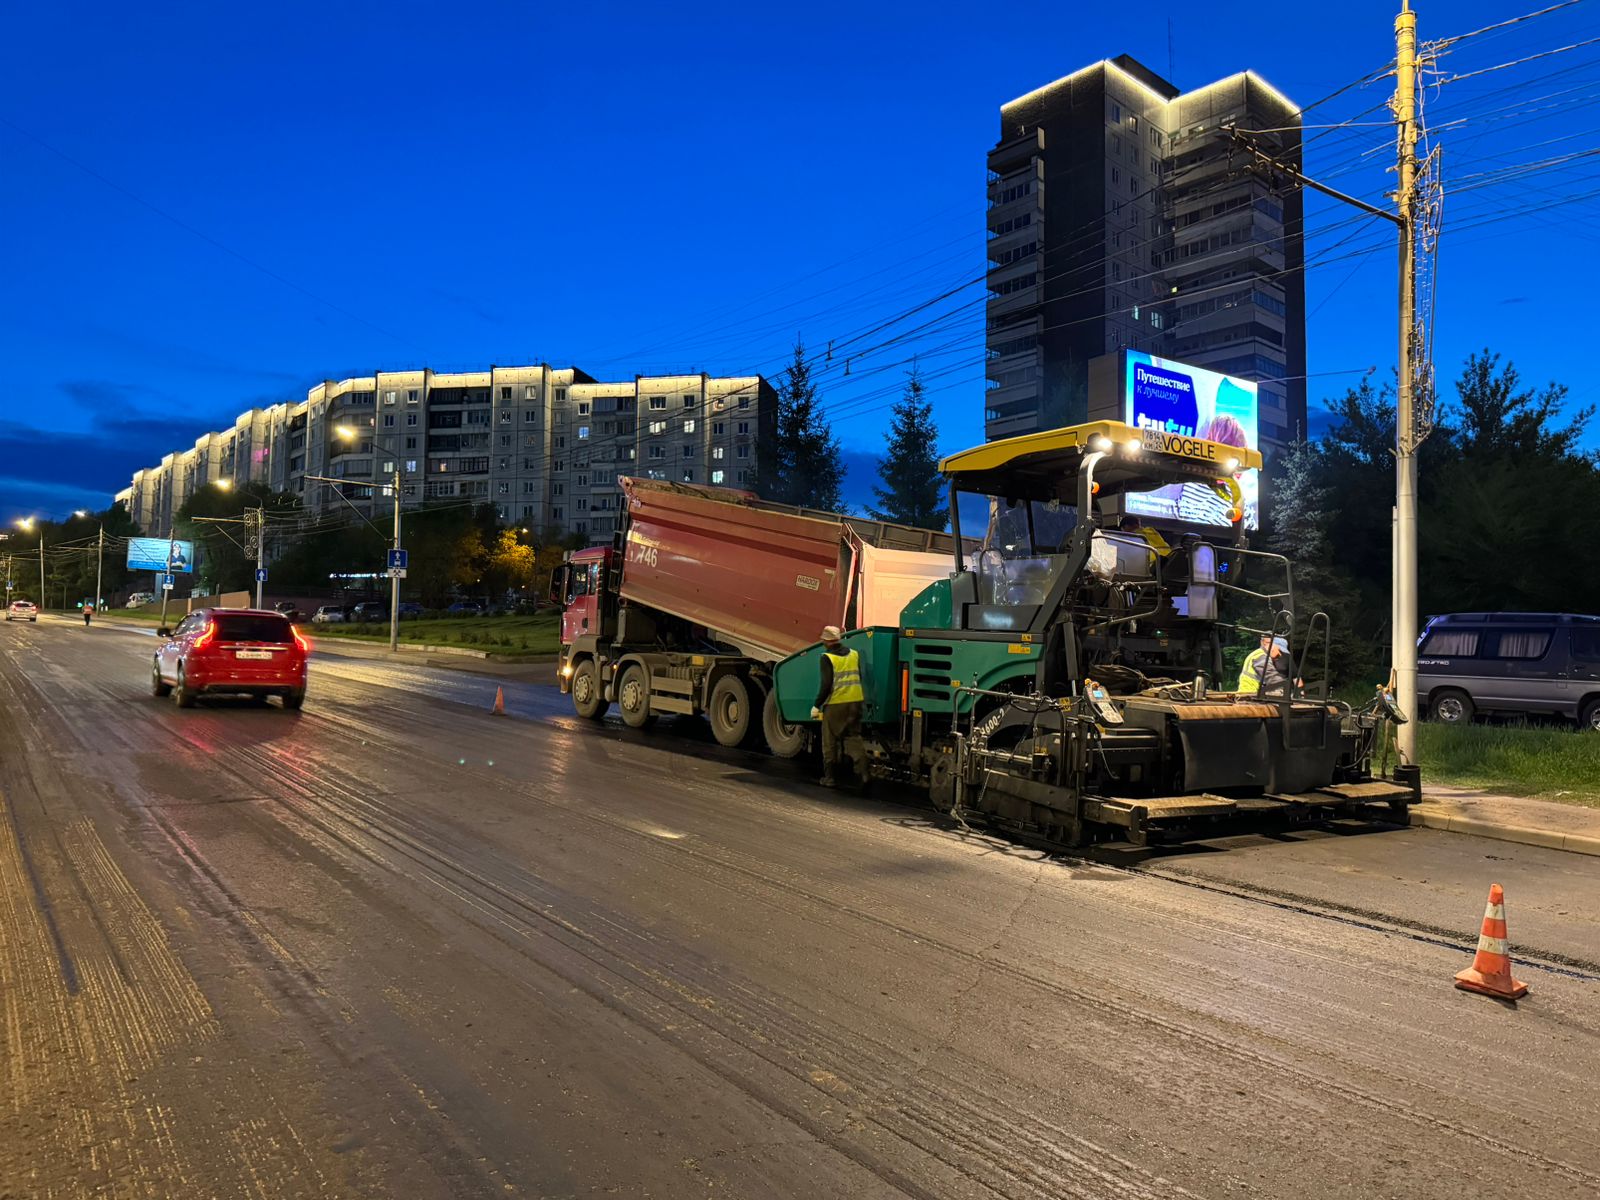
[333, 425, 403, 653]
[75, 510, 104, 611]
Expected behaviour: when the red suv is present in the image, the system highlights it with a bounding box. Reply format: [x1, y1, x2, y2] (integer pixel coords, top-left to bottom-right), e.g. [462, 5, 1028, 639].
[152, 608, 309, 709]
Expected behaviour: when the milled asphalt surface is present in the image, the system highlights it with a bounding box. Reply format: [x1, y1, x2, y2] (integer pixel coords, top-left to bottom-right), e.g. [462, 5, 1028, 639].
[4, 613, 1599, 1198]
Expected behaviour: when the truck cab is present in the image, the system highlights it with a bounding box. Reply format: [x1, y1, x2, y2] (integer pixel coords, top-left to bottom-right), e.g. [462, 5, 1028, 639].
[553, 547, 612, 649]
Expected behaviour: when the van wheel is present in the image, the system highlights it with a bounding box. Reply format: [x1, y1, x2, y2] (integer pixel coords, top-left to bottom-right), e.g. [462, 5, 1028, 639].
[1581, 698, 1600, 733]
[570, 659, 609, 721]
[616, 664, 656, 730]
[708, 675, 754, 748]
[1430, 690, 1474, 725]
[762, 688, 809, 759]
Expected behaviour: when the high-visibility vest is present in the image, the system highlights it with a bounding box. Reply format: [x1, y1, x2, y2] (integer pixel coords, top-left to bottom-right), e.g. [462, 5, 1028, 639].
[824, 648, 865, 705]
[1237, 648, 1267, 694]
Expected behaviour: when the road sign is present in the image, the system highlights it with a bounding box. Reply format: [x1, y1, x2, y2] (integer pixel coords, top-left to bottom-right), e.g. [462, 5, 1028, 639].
[161, 581, 174, 591]
[387, 549, 409, 570]
[161, 572, 176, 588]
[388, 567, 408, 579]
[4, 581, 12, 589]
[255, 568, 268, 583]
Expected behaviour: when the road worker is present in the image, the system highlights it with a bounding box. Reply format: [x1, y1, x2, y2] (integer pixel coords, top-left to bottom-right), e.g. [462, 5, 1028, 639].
[810, 625, 870, 791]
[1238, 634, 1300, 698]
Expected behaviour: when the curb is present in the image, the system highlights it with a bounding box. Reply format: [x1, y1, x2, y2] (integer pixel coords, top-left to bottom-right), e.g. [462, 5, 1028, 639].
[1411, 804, 1600, 858]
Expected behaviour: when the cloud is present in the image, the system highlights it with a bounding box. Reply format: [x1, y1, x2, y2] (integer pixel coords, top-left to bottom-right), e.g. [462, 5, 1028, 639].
[0, 417, 219, 517]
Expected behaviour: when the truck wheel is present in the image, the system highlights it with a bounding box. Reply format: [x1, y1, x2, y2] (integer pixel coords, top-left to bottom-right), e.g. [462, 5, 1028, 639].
[1430, 690, 1474, 725]
[616, 663, 656, 730]
[762, 688, 809, 758]
[709, 675, 755, 748]
[571, 659, 609, 721]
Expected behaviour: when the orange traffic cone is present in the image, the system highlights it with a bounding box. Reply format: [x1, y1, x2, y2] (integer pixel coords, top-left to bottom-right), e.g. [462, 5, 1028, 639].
[491, 685, 506, 715]
[1455, 883, 1529, 1000]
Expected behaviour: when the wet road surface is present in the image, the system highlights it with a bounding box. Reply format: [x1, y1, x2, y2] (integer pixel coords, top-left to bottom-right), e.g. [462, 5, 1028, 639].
[4, 614, 1600, 1198]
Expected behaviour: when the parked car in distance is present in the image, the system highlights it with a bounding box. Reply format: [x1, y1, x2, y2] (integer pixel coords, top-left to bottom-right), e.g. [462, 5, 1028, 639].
[350, 602, 389, 622]
[6, 600, 39, 622]
[125, 592, 155, 608]
[273, 601, 309, 623]
[311, 605, 345, 624]
[446, 600, 485, 616]
[1418, 612, 1600, 730]
[397, 601, 425, 619]
[151, 608, 309, 710]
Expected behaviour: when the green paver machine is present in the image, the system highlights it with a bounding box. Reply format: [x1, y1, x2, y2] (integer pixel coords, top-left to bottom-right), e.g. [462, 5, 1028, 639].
[771, 421, 1417, 846]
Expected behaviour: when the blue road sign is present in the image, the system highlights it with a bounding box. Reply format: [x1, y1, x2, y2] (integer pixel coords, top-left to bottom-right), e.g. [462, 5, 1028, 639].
[161, 572, 176, 588]
[255, 568, 269, 583]
[387, 548, 409, 570]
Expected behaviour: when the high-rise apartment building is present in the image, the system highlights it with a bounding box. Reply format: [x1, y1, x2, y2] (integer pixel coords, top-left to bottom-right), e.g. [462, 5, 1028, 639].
[985, 55, 1305, 451]
[118, 365, 777, 543]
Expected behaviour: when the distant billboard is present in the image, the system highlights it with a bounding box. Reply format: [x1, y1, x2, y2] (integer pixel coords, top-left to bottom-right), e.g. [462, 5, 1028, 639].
[126, 537, 195, 573]
[1123, 351, 1260, 529]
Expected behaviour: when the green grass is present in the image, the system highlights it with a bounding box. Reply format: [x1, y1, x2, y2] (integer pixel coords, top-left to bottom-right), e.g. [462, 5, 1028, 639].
[310, 613, 560, 656]
[102, 608, 175, 624]
[1419, 723, 1600, 807]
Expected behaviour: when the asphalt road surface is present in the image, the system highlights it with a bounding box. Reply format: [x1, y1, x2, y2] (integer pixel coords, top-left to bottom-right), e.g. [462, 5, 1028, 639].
[4, 614, 1600, 1199]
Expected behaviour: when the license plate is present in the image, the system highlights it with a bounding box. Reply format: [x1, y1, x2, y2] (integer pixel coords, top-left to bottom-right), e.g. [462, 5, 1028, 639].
[235, 649, 273, 660]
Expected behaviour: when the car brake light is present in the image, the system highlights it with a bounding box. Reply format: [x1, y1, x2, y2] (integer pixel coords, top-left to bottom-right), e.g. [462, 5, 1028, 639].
[292, 629, 311, 653]
[193, 620, 217, 649]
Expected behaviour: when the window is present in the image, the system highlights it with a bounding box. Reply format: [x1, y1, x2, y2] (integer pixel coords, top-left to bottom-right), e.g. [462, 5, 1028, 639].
[1489, 631, 1551, 660]
[1111, 102, 1121, 123]
[1421, 630, 1479, 657]
[383, 414, 396, 427]
[736, 445, 750, 459]
[682, 443, 694, 458]
[578, 402, 590, 415]
[1112, 167, 1120, 184]
[649, 396, 667, 410]
[578, 426, 590, 439]
[405, 437, 418, 451]
[649, 420, 667, 434]
[683, 418, 695, 433]
[712, 446, 724, 460]
[1574, 629, 1600, 662]
[497, 482, 509, 495]
[682, 394, 696, 408]
[552, 482, 564, 496]
[649, 445, 665, 459]
[738, 470, 749, 484]
[500, 386, 512, 400]
[406, 412, 419, 427]
[1129, 114, 1139, 132]
[712, 422, 725, 435]
[523, 457, 539, 469]
[1131, 176, 1140, 195]
[524, 385, 538, 400]
[712, 469, 725, 484]
[522, 504, 535, 517]
[499, 434, 511, 447]
[523, 481, 538, 494]
[407, 389, 420, 404]
[738, 397, 750, 409]
[466, 409, 491, 426]
[499, 410, 513, 424]
[576, 474, 588, 487]
[381, 460, 394, 474]
[737, 421, 750, 434]
[497, 457, 510, 470]
[555, 436, 565, 449]
[552, 506, 563, 520]
[554, 388, 567, 402]
[383, 391, 396, 406]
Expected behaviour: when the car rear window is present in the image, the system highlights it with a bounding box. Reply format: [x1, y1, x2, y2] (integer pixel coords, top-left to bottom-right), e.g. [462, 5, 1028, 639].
[216, 614, 292, 643]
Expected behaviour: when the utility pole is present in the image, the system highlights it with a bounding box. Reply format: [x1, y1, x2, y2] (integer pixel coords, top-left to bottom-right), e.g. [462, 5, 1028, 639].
[39, 539, 46, 613]
[95, 525, 105, 612]
[252, 507, 266, 608]
[389, 464, 402, 654]
[1392, 0, 1422, 764]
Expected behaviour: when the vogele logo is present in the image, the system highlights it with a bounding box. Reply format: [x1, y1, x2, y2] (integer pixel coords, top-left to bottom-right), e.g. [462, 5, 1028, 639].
[1130, 361, 1199, 437]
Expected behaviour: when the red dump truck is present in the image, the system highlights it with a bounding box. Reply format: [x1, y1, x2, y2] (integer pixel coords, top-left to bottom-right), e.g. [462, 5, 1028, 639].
[553, 477, 954, 751]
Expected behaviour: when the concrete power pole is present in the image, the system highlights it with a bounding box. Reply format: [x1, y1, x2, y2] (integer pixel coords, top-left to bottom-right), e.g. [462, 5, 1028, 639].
[95, 525, 105, 612]
[253, 508, 266, 609]
[1392, 1, 1422, 764]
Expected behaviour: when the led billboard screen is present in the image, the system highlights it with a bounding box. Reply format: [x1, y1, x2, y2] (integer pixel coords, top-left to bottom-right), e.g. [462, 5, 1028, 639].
[1123, 351, 1260, 529]
[126, 538, 195, 573]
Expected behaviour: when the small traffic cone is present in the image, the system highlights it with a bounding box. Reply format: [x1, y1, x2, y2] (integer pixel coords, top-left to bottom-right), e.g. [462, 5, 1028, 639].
[491, 685, 506, 715]
[1455, 883, 1529, 1000]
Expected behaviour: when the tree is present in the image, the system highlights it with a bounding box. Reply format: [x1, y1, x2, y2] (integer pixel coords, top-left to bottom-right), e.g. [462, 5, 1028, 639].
[481, 530, 536, 598]
[760, 339, 844, 511]
[870, 367, 945, 529]
[1452, 350, 1593, 462]
[175, 481, 301, 595]
[1259, 440, 1376, 688]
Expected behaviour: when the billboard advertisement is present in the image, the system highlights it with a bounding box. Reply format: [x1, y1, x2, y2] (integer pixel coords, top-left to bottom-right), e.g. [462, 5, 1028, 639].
[126, 537, 195, 573]
[1123, 351, 1260, 529]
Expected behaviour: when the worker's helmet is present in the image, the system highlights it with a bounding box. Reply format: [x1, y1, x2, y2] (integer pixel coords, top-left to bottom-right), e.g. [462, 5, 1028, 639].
[821, 625, 843, 644]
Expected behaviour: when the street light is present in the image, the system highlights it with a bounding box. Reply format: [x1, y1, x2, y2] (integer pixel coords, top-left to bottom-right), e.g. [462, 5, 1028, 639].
[74, 510, 106, 613]
[15, 518, 43, 610]
[334, 422, 403, 653]
[214, 478, 233, 491]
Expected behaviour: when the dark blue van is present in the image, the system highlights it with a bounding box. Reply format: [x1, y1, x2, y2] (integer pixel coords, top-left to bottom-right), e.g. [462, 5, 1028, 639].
[1417, 612, 1600, 730]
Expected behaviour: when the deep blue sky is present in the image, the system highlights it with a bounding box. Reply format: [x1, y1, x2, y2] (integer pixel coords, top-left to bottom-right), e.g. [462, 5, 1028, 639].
[4, 1, 1597, 522]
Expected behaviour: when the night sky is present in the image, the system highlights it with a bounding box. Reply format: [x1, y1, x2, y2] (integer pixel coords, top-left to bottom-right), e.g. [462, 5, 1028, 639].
[4, 1, 1596, 522]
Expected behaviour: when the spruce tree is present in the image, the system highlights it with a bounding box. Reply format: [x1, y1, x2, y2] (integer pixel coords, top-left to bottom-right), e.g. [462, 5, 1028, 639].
[761, 339, 843, 511]
[870, 367, 945, 529]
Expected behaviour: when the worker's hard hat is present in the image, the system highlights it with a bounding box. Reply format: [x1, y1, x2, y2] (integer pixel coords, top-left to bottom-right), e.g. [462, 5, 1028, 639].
[821, 625, 843, 642]
[1272, 637, 1289, 652]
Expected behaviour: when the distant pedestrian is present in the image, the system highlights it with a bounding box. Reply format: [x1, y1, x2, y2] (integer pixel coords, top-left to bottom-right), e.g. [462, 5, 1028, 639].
[83, 603, 94, 627]
[811, 625, 870, 792]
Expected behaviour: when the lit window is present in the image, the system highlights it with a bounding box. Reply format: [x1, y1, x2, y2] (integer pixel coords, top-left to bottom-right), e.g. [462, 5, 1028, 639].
[383, 391, 396, 405]
[712, 469, 724, 484]
[712, 446, 724, 460]
[524, 385, 538, 400]
[683, 419, 695, 433]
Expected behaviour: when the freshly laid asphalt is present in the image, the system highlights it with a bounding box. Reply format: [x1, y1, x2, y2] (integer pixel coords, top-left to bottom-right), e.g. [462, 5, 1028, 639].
[4, 613, 1599, 1198]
